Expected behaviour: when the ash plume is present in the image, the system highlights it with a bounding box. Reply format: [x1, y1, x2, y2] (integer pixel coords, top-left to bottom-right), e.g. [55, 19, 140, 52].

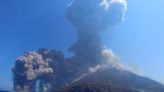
[67, 0, 127, 31]
[12, 0, 128, 91]
[72, 48, 121, 83]
[67, 0, 127, 79]
[12, 51, 53, 92]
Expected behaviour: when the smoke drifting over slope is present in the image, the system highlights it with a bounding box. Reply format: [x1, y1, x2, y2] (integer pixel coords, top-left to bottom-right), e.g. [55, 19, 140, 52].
[72, 48, 121, 83]
[12, 0, 127, 92]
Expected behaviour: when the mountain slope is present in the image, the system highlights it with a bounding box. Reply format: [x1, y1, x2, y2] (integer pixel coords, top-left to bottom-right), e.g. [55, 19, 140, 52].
[55, 67, 164, 92]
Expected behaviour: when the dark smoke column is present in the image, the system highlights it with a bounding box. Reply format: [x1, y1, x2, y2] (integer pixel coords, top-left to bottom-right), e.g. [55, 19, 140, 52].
[67, 0, 127, 68]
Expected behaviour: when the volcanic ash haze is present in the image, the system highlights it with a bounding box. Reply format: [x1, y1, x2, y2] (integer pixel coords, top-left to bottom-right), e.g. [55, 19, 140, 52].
[12, 0, 128, 92]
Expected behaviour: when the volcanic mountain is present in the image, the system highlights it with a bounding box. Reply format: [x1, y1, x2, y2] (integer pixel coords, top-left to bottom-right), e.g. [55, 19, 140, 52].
[55, 67, 164, 92]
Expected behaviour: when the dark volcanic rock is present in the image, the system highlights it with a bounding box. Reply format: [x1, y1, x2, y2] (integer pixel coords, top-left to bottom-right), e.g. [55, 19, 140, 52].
[55, 67, 164, 92]
[56, 83, 139, 92]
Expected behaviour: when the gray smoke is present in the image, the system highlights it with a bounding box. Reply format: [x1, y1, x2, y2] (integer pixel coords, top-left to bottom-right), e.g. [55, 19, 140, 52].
[12, 0, 127, 91]
[12, 51, 53, 92]
[67, 0, 127, 65]
[67, 0, 127, 81]
[72, 48, 122, 83]
[67, 0, 127, 31]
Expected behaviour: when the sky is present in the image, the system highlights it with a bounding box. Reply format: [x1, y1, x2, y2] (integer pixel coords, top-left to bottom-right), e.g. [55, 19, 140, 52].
[0, 0, 164, 90]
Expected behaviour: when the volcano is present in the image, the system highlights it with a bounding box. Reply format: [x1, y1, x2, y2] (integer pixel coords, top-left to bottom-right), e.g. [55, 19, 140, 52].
[56, 67, 164, 92]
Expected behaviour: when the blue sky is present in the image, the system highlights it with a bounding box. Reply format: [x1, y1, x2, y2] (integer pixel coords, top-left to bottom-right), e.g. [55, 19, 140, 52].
[0, 0, 164, 90]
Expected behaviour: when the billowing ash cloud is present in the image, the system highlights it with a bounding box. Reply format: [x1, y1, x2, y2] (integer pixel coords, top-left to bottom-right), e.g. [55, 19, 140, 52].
[67, 0, 127, 31]
[72, 48, 121, 83]
[67, 0, 127, 75]
[102, 48, 121, 68]
[12, 51, 53, 92]
[12, 0, 127, 91]
[67, 0, 127, 83]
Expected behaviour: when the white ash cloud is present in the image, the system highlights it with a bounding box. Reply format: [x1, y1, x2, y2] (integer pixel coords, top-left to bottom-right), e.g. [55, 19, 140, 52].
[72, 48, 122, 83]
[89, 48, 123, 73]
[102, 48, 121, 68]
